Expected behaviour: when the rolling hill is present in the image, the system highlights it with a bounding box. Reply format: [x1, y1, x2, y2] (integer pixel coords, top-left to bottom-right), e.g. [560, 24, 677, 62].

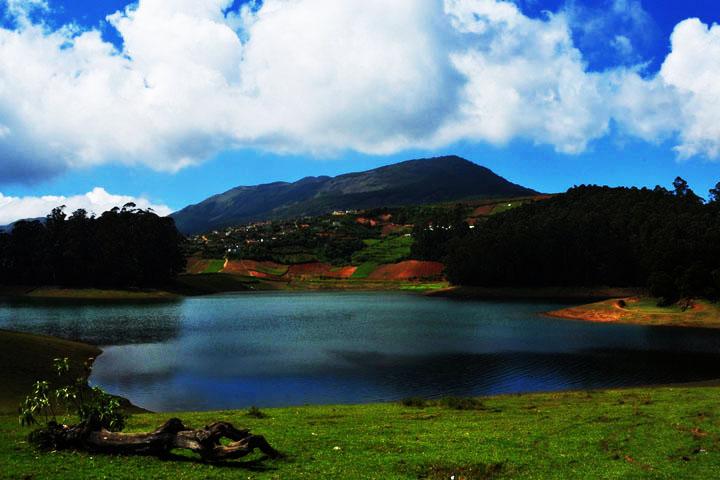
[171, 155, 537, 234]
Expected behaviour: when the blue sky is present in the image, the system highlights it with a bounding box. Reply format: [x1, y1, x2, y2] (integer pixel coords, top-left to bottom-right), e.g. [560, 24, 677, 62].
[0, 0, 719, 221]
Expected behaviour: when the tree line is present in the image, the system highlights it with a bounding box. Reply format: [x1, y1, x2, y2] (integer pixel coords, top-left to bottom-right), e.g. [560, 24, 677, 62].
[0, 204, 186, 288]
[431, 179, 720, 304]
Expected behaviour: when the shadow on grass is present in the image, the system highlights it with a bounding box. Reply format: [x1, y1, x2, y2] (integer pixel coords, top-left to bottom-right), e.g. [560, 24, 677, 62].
[158, 452, 288, 472]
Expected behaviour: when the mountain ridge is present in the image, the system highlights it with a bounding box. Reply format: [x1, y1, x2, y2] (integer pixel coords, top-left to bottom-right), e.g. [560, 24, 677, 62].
[171, 155, 537, 234]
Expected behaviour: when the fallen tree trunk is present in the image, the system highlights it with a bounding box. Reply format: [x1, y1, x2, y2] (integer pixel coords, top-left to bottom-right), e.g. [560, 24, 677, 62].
[43, 418, 281, 462]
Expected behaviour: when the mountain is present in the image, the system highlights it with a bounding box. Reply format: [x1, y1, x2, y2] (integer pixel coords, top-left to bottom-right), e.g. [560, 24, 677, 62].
[171, 155, 537, 234]
[0, 217, 45, 233]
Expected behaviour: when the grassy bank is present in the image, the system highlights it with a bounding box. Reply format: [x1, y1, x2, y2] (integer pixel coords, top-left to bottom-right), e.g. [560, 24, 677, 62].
[547, 297, 720, 328]
[2, 386, 720, 478]
[426, 286, 645, 301]
[0, 286, 181, 301]
[0, 329, 101, 414]
[0, 275, 448, 300]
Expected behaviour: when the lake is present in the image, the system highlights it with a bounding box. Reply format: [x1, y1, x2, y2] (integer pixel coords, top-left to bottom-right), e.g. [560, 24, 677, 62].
[2, 291, 720, 412]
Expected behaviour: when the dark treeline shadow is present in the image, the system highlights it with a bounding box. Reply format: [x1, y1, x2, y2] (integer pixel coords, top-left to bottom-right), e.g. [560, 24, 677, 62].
[427, 180, 720, 303]
[0, 204, 186, 288]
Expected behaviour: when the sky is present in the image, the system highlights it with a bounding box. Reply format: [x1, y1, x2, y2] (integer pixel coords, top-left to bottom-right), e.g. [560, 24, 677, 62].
[0, 0, 719, 223]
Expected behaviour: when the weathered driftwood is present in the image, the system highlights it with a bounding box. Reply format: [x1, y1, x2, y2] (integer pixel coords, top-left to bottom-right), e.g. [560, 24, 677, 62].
[51, 418, 281, 462]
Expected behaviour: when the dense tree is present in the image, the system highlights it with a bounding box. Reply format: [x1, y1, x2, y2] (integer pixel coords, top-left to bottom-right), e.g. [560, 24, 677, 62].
[410, 205, 470, 261]
[444, 184, 720, 301]
[709, 182, 720, 204]
[0, 205, 185, 288]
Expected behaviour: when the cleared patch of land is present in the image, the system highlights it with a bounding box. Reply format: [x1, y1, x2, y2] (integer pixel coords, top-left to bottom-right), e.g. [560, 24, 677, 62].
[547, 297, 720, 328]
[2, 386, 720, 478]
[0, 329, 100, 413]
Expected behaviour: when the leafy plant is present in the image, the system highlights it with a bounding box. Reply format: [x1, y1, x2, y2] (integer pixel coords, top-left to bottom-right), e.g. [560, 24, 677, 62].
[19, 357, 127, 448]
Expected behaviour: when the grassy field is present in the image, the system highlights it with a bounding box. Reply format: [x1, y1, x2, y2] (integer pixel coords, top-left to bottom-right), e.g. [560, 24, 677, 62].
[2, 387, 720, 479]
[351, 261, 380, 279]
[352, 236, 413, 265]
[547, 297, 720, 328]
[202, 259, 226, 274]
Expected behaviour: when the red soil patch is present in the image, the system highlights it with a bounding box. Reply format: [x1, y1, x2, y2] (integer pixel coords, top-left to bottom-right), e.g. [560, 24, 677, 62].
[287, 262, 333, 277]
[367, 261, 444, 281]
[325, 266, 357, 279]
[222, 260, 287, 279]
[381, 224, 404, 236]
[356, 217, 378, 227]
[286, 263, 357, 279]
[185, 257, 212, 274]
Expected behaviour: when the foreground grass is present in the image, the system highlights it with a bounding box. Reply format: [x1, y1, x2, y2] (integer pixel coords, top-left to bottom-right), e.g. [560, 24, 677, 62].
[2, 387, 720, 479]
[548, 297, 720, 328]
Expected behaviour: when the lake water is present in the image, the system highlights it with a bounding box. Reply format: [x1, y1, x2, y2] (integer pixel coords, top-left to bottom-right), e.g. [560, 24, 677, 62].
[2, 292, 720, 412]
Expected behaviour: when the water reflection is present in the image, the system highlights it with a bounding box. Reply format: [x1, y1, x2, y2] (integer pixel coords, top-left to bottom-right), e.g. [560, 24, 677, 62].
[3, 292, 720, 412]
[0, 298, 182, 345]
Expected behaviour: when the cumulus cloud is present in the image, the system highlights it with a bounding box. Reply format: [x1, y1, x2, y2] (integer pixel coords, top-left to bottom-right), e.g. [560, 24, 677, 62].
[660, 18, 720, 159]
[0, 187, 173, 225]
[0, 0, 719, 183]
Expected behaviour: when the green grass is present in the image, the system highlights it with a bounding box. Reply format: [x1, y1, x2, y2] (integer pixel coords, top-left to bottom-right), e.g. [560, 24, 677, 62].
[351, 262, 380, 279]
[0, 330, 101, 414]
[249, 263, 290, 277]
[398, 282, 448, 292]
[625, 298, 686, 314]
[490, 201, 525, 215]
[202, 259, 226, 274]
[286, 278, 448, 291]
[2, 387, 720, 478]
[351, 236, 413, 265]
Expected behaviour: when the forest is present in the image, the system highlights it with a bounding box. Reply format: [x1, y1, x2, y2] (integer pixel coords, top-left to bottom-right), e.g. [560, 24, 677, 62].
[441, 179, 720, 304]
[0, 204, 185, 288]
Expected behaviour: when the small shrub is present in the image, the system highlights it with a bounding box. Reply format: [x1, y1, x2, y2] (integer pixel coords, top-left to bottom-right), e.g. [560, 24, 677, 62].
[400, 397, 428, 408]
[246, 406, 267, 418]
[19, 357, 127, 450]
[438, 396, 485, 411]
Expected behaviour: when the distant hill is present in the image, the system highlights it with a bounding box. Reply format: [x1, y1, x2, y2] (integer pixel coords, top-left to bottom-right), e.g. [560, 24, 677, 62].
[0, 217, 45, 233]
[171, 155, 537, 234]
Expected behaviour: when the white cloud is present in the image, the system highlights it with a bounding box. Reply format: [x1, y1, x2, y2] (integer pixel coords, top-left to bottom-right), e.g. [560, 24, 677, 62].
[438, 1, 610, 154]
[660, 18, 720, 159]
[0, 0, 719, 183]
[0, 187, 173, 225]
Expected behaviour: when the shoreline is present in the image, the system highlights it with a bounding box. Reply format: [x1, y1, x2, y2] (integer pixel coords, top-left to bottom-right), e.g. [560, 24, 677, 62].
[425, 285, 646, 302]
[0, 278, 449, 301]
[546, 297, 720, 329]
[4, 328, 720, 416]
[0, 329, 144, 414]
